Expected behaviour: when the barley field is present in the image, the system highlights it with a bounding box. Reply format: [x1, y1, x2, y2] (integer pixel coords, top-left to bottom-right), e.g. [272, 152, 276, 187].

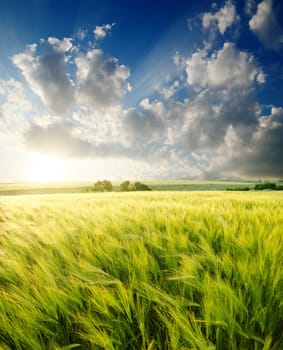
[0, 192, 282, 349]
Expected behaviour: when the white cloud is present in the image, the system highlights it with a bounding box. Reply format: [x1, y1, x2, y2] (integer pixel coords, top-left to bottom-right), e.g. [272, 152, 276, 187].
[12, 42, 75, 114]
[76, 28, 88, 40]
[94, 23, 115, 40]
[32, 114, 62, 128]
[249, 0, 283, 50]
[172, 51, 186, 70]
[207, 106, 283, 178]
[24, 121, 94, 158]
[160, 80, 180, 99]
[185, 48, 208, 87]
[47, 37, 73, 53]
[245, 0, 257, 15]
[0, 79, 31, 135]
[122, 99, 167, 145]
[4, 21, 282, 180]
[186, 43, 264, 89]
[75, 49, 130, 111]
[202, 1, 239, 35]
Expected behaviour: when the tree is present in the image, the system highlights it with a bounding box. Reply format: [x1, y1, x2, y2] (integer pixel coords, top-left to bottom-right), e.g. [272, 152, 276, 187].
[254, 182, 276, 190]
[120, 180, 151, 192]
[102, 180, 113, 192]
[120, 180, 130, 192]
[94, 180, 104, 192]
[134, 182, 151, 191]
[93, 180, 113, 192]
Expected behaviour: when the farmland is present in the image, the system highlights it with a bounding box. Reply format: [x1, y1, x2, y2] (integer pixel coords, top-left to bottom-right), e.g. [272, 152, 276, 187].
[0, 191, 282, 349]
[0, 180, 256, 196]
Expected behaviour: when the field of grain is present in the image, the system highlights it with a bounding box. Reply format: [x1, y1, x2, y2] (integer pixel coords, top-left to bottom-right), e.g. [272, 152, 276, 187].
[0, 180, 256, 195]
[0, 192, 282, 349]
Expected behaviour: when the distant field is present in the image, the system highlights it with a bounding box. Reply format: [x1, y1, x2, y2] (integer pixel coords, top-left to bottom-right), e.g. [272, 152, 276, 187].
[0, 180, 256, 195]
[0, 191, 282, 349]
[0, 182, 92, 195]
[143, 180, 255, 191]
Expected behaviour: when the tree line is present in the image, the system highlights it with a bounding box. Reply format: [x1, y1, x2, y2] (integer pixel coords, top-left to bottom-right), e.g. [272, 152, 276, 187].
[88, 180, 151, 192]
[226, 181, 283, 191]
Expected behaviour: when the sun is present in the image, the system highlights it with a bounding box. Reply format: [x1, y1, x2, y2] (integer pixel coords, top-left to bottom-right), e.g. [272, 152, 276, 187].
[29, 154, 64, 182]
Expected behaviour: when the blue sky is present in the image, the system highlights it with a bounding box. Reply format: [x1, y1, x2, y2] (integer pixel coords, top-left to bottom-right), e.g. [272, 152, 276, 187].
[0, 0, 282, 181]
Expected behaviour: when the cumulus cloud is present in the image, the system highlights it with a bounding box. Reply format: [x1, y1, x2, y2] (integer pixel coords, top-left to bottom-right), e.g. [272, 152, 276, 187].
[75, 49, 131, 111]
[164, 86, 260, 154]
[94, 23, 115, 40]
[122, 99, 167, 145]
[5, 19, 282, 180]
[12, 33, 131, 116]
[202, 1, 239, 35]
[160, 80, 180, 99]
[186, 43, 265, 89]
[0, 79, 31, 134]
[12, 40, 75, 114]
[24, 122, 93, 158]
[249, 0, 283, 50]
[47, 37, 73, 52]
[205, 107, 283, 178]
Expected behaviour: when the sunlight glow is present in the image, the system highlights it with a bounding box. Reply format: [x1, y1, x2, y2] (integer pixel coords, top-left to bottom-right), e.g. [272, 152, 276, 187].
[29, 154, 64, 182]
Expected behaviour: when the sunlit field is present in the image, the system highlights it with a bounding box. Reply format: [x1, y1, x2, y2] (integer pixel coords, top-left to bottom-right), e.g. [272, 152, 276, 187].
[0, 192, 282, 349]
[0, 180, 255, 196]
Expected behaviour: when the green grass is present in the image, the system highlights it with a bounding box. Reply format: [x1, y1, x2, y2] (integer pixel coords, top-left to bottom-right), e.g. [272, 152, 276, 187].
[0, 191, 282, 349]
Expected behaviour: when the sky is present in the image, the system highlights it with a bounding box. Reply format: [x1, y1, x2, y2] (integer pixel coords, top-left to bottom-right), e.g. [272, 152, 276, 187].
[0, 0, 282, 182]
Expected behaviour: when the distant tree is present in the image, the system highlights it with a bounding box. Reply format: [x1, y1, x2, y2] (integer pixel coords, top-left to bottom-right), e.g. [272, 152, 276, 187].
[120, 180, 130, 192]
[93, 180, 113, 192]
[254, 182, 276, 190]
[120, 180, 151, 191]
[94, 180, 104, 192]
[102, 180, 113, 192]
[134, 182, 151, 191]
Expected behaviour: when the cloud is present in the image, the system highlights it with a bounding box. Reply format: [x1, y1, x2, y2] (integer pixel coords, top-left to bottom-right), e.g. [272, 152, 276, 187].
[12, 40, 75, 114]
[5, 18, 282, 180]
[186, 43, 264, 89]
[0, 79, 31, 135]
[207, 107, 283, 178]
[165, 86, 260, 153]
[202, 1, 239, 35]
[249, 0, 283, 50]
[122, 99, 167, 145]
[24, 121, 93, 158]
[245, 0, 257, 15]
[75, 28, 88, 40]
[160, 80, 180, 99]
[94, 23, 115, 40]
[12, 33, 131, 115]
[75, 49, 130, 111]
[47, 37, 73, 53]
